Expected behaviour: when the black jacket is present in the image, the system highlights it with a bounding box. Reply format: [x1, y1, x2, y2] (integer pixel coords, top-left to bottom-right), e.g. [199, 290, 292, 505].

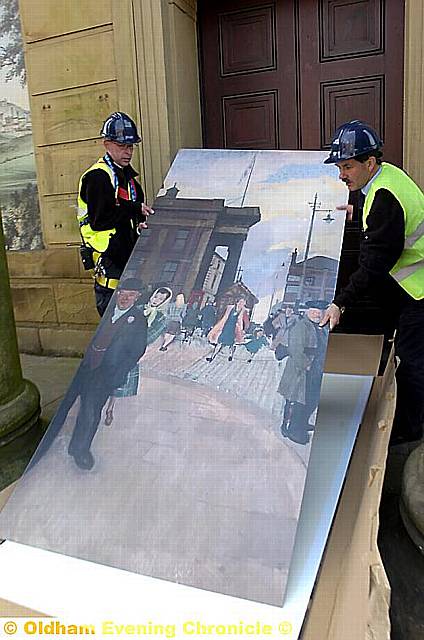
[334, 188, 409, 312]
[80, 155, 146, 278]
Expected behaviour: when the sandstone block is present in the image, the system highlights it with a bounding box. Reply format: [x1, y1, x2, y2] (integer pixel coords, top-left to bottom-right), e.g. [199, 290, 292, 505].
[8, 247, 80, 279]
[11, 285, 57, 323]
[39, 327, 96, 357]
[16, 327, 42, 355]
[54, 282, 99, 324]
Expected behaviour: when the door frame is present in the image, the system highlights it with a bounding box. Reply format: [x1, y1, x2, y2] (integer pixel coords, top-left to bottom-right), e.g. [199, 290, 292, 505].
[403, 0, 424, 186]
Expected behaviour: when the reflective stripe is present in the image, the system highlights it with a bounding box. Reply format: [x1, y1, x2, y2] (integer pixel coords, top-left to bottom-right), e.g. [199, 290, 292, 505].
[392, 259, 424, 282]
[405, 219, 424, 249]
[77, 159, 119, 254]
[362, 163, 424, 299]
[95, 274, 120, 290]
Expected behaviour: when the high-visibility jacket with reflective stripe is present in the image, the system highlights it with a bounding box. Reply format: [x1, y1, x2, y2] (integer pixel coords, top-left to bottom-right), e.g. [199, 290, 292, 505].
[77, 157, 134, 254]
[363, 162, 424, 300]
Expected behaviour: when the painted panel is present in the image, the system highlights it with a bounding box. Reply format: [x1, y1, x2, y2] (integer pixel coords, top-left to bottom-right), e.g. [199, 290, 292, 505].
[20, 0, 112, 42]
[0, 0, 42, 250]
[25, 29, 116, 95]
[0, 149, 347, 606]
[321, 76, 384, 147]
[223, 91, 278, 148]
[320, 0, 383, 60]
[219, 5, 276, 75]
[31, 82, 118, 147]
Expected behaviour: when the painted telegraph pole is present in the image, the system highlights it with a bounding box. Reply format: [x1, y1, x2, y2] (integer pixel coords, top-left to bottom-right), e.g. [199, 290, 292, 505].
[0, 214, 40, 448]
[298, 194, 333, 301]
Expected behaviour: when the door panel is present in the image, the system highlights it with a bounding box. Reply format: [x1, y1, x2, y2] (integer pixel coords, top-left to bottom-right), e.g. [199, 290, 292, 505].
[199, 0, 299, 149]
[223, 91, 278, 148]
[321, 75, 385, 148]
[299, 0, 404, 163]
[320, 0, 384, 60]
[219, 5, 276, 75]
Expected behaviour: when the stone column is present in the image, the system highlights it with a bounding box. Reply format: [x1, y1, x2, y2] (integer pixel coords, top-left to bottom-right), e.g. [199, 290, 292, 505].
[0, 216, 40, 448]
[194, 234, 217, 290]
[401, 444, 424, 552]
[403, 0, 424, 189]
[217, 235, 245, 295]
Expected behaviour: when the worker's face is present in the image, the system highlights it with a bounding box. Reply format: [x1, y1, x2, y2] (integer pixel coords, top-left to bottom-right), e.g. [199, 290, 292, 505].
[116, 289, 140, 310]
[104, 140, 134, 167]
[336, 156, 378, 192]
[149, 291, 169, 307]
[306, 307, 323, 323]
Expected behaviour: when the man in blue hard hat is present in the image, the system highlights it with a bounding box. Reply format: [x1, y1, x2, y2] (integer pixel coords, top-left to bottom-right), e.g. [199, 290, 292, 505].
[320, 120, 424, 445]
[77, 112, 154, 316]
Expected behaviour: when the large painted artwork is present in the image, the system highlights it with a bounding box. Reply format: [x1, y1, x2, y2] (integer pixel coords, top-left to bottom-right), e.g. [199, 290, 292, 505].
[0, 149, 346, 605]
[0, 0, 42, 250]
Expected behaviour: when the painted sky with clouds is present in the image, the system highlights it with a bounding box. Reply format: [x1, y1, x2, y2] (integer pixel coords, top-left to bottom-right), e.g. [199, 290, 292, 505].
[159, 149, 348, 320]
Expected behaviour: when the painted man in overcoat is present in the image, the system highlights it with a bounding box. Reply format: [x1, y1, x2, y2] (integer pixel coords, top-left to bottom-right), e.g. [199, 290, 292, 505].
[278, 300, 328, 445]
[35, 278, 148, 470]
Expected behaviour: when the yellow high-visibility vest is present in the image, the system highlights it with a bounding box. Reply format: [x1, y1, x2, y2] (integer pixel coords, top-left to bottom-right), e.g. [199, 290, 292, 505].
[363, 162, 424, 300]
[77, 157, 134, 254]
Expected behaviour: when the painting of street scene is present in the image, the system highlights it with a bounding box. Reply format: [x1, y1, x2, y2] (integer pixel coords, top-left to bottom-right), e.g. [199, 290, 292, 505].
[0, 149, 347, 605]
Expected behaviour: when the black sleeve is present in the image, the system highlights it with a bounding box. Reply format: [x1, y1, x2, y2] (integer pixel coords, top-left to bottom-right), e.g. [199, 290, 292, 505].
[81, 170, 144, 230]
[117, 180, 146, 223]
[334, 189, 405, 308]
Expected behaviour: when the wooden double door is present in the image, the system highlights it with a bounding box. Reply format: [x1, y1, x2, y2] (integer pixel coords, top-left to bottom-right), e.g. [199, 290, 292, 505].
[199, 0, 404, 165]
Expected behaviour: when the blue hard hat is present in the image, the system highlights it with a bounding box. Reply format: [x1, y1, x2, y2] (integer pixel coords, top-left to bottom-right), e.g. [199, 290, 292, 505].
[324, 120, 383, 164]
[100, 112, 141, 144]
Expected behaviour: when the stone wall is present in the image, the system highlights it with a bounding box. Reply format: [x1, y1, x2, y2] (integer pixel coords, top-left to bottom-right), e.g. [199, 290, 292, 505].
[7, 247, 97, 355]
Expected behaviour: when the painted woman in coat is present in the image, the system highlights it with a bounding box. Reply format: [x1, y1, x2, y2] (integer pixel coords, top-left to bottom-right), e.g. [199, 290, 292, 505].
[206, 297, 250, 362]
[159, 292, 186, 351]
